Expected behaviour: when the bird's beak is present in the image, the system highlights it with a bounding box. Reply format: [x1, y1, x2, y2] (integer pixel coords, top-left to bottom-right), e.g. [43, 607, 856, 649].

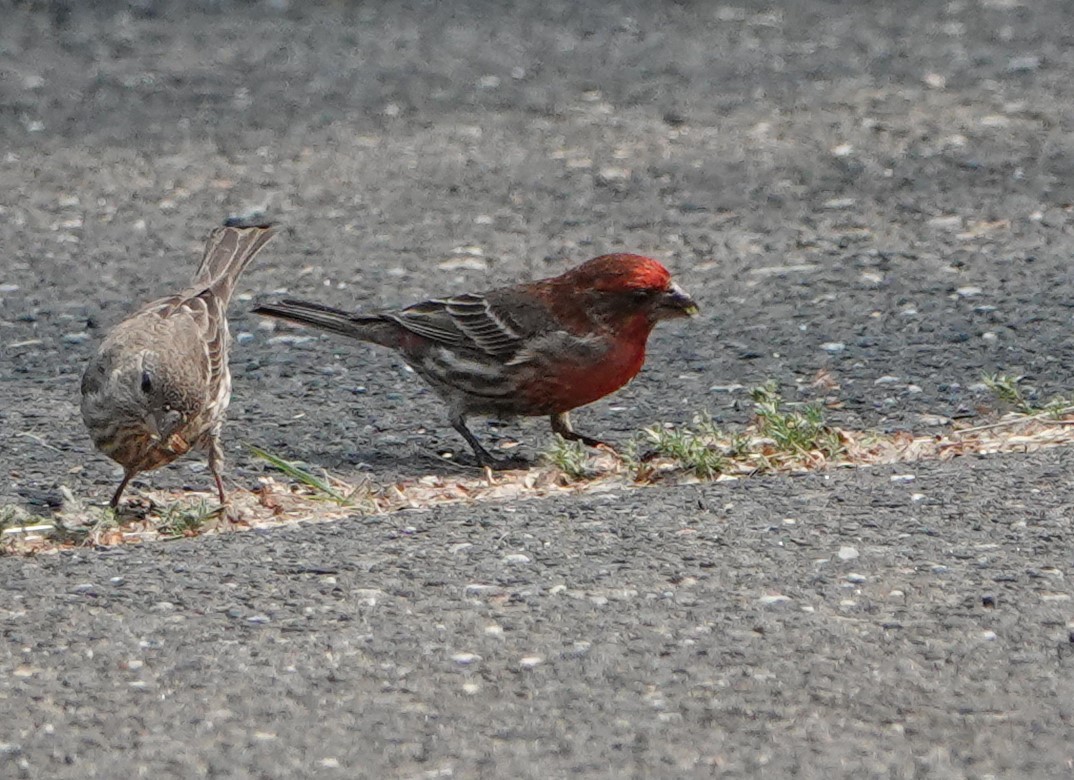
[660, 282, 699, 318]
[146, 410, 184, 446]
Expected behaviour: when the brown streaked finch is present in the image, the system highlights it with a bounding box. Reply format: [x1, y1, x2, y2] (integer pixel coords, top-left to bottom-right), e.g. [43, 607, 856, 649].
[81, 223, 276, 508]
[253, 253, 698, 468]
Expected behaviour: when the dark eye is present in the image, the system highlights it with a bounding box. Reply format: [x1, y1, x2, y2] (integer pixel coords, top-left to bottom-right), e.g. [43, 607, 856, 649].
[632, 289, 654, 301]
[140, 371, 153, 394]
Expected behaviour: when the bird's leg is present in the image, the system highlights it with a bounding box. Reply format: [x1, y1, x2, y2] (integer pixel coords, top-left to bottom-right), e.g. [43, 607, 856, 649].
[550, 412, 612, 450]
[206, 435, 232, 517]
[450, 415, 528, 470]
[110, 469, 135, 508]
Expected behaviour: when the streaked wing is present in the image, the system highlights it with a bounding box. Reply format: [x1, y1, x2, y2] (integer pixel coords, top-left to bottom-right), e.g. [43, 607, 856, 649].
[181, 292, 229, 402]
[390, 293, 524, 358]
[139, 286, 229, 397]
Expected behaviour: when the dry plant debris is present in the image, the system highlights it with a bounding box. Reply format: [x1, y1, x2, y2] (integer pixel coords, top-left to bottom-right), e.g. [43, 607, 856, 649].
[4, 382, 1074, 554]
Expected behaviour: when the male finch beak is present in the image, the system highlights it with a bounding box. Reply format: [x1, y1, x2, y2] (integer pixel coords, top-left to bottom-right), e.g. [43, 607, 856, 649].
[660, 282, 699, 318]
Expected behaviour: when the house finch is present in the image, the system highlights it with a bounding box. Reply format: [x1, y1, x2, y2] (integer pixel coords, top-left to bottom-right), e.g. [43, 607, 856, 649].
[81, 224, 276, 508]
[253, 253, 698, 467]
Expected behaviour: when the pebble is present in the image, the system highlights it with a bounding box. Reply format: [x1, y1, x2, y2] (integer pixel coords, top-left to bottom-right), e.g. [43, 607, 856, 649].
[0, 283, 19, 293]
[438, 257, 486, 271]
[874, 375, 900, 385]
[451, 653, 481, 666]
[62, 331, 90, 344]
[928, 215, 962, 229]
[247, 614, 271, 624]
[820, 342, 846, 353]
[598, 166, 631, 182]
[758, 594, 791, 606]
[268, 335, 317, 346]
[501, 553, 531, 565]
[1007, 55, 1041, 72]
[822, 197, 856, 209]
[519, 656, 543, 669]
[235, 331, 254, 345]
[845, 573, 867, 584]
[923, 72, 946, 89]
[352, 589, 384, 605]
[890, 474, 916, 484]
[838, 546, 859, 561]
[464, 584, 501, 596]
[955, 286, 982, 298]
[981, 630, 998, 641]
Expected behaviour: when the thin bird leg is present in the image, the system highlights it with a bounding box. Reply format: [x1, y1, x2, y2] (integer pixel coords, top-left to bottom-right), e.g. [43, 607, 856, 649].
[110, 469, 136, 508]
[550, 412, 611, 450]
[450, 415, 499, 466]
[449, 415, 528, 469]
[206, 435, 229, 509]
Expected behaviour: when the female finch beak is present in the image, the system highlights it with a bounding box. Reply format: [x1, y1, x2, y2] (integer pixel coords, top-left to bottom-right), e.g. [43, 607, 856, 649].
[146, 409, 185, 445]
[661, 282, 699, 318]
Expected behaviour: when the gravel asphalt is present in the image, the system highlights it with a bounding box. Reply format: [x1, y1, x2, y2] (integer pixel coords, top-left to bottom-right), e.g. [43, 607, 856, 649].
[2, 1, 1074, 777]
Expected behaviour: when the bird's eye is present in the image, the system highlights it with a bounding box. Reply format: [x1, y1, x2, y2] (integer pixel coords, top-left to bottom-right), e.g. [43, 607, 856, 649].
[632, 289, 653, 301]
[140, 371, 153, 394]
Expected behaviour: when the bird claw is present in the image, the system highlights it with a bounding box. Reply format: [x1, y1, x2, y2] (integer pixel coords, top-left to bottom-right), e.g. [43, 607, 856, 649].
[110, 496, 154, 520]
[470, 452, 531, 471]
[485, 456, 532, 471]
[211, 503, 248, 529]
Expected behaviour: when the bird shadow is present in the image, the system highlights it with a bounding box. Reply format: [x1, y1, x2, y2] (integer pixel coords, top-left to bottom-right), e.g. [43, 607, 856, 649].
[253, 444, 536, 483]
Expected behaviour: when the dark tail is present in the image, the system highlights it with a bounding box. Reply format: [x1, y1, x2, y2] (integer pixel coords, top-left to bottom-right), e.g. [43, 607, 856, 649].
[252, 299, 389, 344]
[193, 224, 276, 303]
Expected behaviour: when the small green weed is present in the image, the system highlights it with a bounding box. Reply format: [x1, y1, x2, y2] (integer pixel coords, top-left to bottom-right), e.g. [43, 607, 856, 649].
[750, 382, 843, 461]
[982, 373, 1074, 419]
[643, 418, 727, 479]
[157, 500, 219, 538]
[249, 444, 353, 505]
[544, 436, 594, 480]
[982, 373, 1034, 413]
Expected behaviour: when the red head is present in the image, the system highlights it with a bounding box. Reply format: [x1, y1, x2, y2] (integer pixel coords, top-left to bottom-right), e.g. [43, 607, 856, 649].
[550, 253, 698, 330]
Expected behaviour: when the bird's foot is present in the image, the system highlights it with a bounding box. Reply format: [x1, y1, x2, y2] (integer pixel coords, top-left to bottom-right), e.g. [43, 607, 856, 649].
[482, 454, 533, 471]
[211, 502, 248, 529]
[110, 496, 154, 520]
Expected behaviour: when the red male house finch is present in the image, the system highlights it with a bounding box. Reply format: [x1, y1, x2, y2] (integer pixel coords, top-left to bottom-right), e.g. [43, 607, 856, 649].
[253, 253, 698, 467]
[81, 224, 276, 508]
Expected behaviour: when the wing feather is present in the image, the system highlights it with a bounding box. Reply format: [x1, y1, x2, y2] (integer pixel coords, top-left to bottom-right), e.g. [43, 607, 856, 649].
[389, 293, 525, 358]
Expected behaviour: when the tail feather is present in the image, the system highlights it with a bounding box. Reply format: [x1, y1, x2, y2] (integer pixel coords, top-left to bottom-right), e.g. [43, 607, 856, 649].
[252, 299, 388, 343]
[193, 225, 276, 303]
